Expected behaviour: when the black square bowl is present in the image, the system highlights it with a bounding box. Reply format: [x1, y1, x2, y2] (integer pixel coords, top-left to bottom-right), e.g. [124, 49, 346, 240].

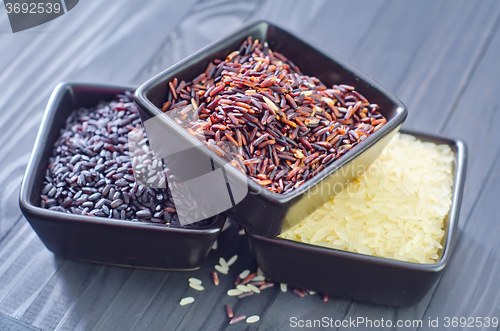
[246, 130, 467, 306]
[134, 21, 407, 238]
[19, 82, 226, 270]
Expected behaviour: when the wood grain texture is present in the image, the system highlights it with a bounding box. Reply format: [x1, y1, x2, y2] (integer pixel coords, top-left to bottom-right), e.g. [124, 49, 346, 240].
[440, 16, 500, 227]
[0, 311, 40, 331]
[20, 261, 101, 330]
[338, 1, 500, 326]
[132, 0, 262, 85]
[53, 266, 133, 331]
[417, 14, 500, 329]
[347, 0, 444, 90]
[0, 0, 197, 241]
[420, 152, 500, 330]
[396, 0, 500, 134]
[0, 0, 499, 330]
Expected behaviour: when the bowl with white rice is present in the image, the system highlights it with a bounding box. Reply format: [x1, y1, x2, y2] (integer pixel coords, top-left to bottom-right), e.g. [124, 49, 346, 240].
[247, 130, 466, 306]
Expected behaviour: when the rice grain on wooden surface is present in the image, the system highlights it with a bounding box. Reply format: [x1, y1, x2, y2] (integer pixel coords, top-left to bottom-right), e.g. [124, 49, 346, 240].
[280, 133, 454, 264]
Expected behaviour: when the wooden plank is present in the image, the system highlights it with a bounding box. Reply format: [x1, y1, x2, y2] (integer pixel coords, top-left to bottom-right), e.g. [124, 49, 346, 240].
[333, 0, 444, 325]
[0, 0, 207, 329]
[0, 0, 118, 240]
[256, 294, 351, 331]
[347, 0, 444, 90]
[19, 261, 101, 330]
[72, 0, 198, 84]
[420, 152, 500, 329]
[0, 8, 40, 75]
[396, 0, 500, 135]
[0, 245, 64, 318]
[0, 221, 39, 278]
[133, 0, 388, 83]
[0, 311, 40, 331]
[0, 0, 498, 329]
[40, 267, 132, 331]
[0, 0, 198, 241]
[132, 0, 261, 84]
[416, 11, 500, 328]
[335, 0, 500, 329]
[440, 19, 500, 226]
[0, 225, 47, 303]
[171, 223, 265, 331]
[0, 219, 65, 320]
[91, 270, 170, 331]
[303, 0, 390, 60]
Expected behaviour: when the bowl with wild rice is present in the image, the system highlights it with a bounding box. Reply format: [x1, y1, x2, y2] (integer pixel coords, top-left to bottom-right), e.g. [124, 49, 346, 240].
[19, 82, 226, 270]
[247, 130, 467, 306]
[135, 21, 407, 237]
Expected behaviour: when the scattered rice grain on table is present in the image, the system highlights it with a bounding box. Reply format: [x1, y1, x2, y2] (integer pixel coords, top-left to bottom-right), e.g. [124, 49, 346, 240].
[188, 277, 202, 285]
[227, 289, 243, 296]
[211, 271, 220, 286]
[280, 133, 454, 264]
[246, 284, 261, 293]
[179, 297, 195, 306]
[215, 265, 228, 274]
[236, 284, 252, 293]
[280, 283, 287, 292]
[238, 270, 250, 279]
[227, 255, 238, 266]
[246, 315, 260, 324]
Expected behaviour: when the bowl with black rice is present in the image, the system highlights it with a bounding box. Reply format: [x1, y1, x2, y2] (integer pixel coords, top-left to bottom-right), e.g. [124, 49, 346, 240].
[19, 82, 225, 270]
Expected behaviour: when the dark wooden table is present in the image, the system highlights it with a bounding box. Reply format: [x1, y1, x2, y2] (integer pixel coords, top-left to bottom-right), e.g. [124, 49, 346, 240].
[1, 1, 500, 330]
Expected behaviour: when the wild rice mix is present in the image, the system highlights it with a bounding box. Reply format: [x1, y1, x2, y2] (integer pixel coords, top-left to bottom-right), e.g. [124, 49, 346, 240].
[40, 91, 210, 227]
[162, 37, 387, 194]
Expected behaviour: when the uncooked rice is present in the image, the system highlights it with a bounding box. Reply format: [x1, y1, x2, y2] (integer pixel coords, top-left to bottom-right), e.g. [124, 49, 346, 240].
[280, 133, 454, 264]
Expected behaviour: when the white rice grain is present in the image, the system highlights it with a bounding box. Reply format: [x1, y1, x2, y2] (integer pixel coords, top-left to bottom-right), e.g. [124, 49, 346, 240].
[227, 289, 243, 296]
[280, 283, 287, 292]
[188, 278, 202, 285]
[215, 265, 228, 274]
[227, 255, 238, 266]
[246, 284, 261, 293]
[251, 275, 266, 282]
[239, 270, 250, 279]
[280, 134, 454, 264]
[236, 284, 252, 293]
[246, 315, 260, 324]
[219, 257, 229, 270]
[180, 297, 195, 306]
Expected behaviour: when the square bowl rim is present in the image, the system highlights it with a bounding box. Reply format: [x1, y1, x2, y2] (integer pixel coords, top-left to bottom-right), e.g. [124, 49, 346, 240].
[134, 19, 408, 205]
[246, 129, 467, 272]
[19, 81, 223, 235]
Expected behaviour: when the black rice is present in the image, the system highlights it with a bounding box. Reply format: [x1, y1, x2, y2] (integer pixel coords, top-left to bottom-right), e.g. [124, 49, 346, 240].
[40, 91, 210, 228]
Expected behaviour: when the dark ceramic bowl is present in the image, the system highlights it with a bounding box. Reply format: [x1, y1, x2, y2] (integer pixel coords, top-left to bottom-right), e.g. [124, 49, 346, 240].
[19, 82, 226, 270]
[246, 130, 467, 306]
[134, 21, 407, 237]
